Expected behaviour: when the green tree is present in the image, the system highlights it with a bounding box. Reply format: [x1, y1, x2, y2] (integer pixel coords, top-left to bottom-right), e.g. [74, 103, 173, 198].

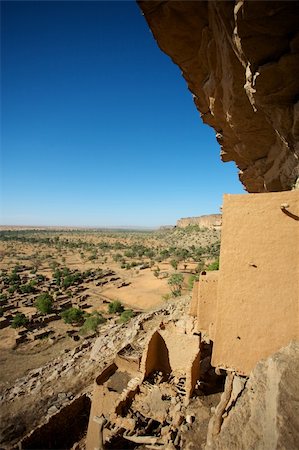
[35, 293, 53, 314]
[108, 300, 124, 314]
[20, 280, 37, 294]
[188, 274, 199, 290]
[168, 273, 184, 297]
[170, 259, 178, 270]
[79, 311, 106, 335]
[61, 307, 84, 324]
[11, 313, 28, 328]
[119, 309, 134, 323]
[207, 259, 219, 271]
[195, 260, 205, 273]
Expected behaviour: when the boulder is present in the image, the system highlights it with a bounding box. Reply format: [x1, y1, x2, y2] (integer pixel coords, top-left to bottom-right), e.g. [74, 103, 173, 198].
[206, 342, 299, 450]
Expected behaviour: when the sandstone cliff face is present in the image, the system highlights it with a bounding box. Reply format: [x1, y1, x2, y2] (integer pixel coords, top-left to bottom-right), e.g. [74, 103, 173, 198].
[138, 1, 299, 192]
[177, 214, 221, 228]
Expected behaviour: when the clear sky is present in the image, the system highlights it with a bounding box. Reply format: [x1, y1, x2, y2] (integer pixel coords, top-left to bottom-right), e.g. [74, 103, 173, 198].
[1, 1, 244, 228]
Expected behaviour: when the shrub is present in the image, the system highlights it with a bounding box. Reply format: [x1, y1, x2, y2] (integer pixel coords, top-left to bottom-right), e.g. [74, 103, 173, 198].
[35, 293, 53, 314]
[79, 312, 106, 335]
[0, 294, 7, 302]
[9, 272, 21, 284]
[168, 273, 184, 297]
[20, 280, 37, 294]
[11, 313, 28, 328]
[61, 307, 84, 324]
[207, 259, 219, 271]
[119, 309, 134, 323]
[188, 274, 199, 290]
[108, 300, 124, 314]
[170, 259, 178, 270]
[8, 285, 17, 294]
[153, 267, 160, 278]
[195, 261, 205, 273]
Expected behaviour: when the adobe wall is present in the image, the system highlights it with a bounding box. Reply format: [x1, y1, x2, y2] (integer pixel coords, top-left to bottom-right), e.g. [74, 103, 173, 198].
[211, 191, 299, 375]
[189, 281, 199, 317]
[86, 363, 118, 450]
[140, 327, 200, 399]
[159, 329, 200, 377]
[197, 271, 218, 340]
[141, 331, 172, 377]
[21, 395, 90, 449]
[114, 353, 140, 375]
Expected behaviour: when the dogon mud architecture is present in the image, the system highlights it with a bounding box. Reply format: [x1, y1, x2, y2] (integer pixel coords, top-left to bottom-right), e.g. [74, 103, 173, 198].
[87, 1, 299, 449]
[86, 322, 201, 450]
[191, 190, 299, 376]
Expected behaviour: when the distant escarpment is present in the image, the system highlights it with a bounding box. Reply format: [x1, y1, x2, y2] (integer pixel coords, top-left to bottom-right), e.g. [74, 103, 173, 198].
[177, 214, 221, 229]
[138, 1, 299, 192]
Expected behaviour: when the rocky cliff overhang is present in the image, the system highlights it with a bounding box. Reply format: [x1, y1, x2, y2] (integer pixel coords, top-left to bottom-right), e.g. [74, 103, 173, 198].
[138, 1, 299, 192]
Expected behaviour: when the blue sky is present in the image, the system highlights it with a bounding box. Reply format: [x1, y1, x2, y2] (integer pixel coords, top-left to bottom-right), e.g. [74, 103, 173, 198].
[1, 1, 244, 227]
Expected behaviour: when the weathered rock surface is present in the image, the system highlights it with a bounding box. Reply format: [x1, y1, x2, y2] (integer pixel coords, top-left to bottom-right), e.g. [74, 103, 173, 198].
[206, 341, 299, 450]
[0, 296, 191, 448]
[177, 214, 221, 229]
[138, 1, 299, 192]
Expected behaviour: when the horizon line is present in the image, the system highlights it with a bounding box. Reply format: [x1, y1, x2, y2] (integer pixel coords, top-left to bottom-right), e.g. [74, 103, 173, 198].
[0, 224, 168, 230]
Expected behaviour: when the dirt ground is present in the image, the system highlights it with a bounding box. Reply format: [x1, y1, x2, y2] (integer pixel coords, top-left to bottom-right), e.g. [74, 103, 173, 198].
[101, 268, 171, 309]
[0, 227, 220, 391]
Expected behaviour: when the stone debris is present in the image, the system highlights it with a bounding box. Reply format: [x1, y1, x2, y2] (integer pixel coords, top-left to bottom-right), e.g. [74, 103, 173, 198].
[0, 297, 191, 448]
[206, 342, 299, 450]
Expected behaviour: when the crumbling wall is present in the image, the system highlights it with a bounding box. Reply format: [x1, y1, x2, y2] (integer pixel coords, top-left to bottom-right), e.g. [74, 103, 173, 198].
[86, 363, 118, 450]
[211, 190, 299, 375]
[141, 331, 172, 377]
[159, 329, 200, 378]
[190, 280, 199, 317]
[196, 271, 218, 340]
[21, 394, 91, 449]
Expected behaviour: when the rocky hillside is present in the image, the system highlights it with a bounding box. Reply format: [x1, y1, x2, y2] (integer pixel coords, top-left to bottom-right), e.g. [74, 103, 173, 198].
[2, 294, 298, 449]
[0, 296, 191, 448]
[138, 1, 299, 192]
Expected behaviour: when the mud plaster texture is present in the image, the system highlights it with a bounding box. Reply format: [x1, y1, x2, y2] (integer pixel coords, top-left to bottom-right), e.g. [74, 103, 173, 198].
[212, 191, 299, 375]
[189, 280, 199, 317]
[196, 271, 218, 340]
